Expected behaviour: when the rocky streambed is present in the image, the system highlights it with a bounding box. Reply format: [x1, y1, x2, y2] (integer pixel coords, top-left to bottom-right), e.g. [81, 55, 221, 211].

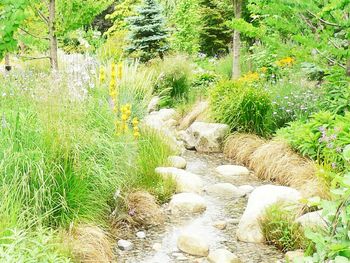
[116, 150, 285, 263]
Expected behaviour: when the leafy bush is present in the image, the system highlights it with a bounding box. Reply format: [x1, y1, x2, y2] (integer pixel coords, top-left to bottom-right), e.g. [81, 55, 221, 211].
[260, 203, 309, 253]
[276, 111, 350, 172]
[153, 55, 193, 107]
[210, 80, 273, 136]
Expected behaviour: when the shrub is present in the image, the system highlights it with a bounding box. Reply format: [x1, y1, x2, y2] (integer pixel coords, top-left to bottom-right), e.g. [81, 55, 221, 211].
[260, 203, 310, 253]
[153, 55, 193, 107]
[276, 111, 350, 172]
[210, 80, 273, 136]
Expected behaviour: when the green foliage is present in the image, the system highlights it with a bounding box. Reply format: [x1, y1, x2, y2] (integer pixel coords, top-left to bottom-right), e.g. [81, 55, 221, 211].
[260, 203, 309, 252]
[153, 55, 192, 107]
[276, 111, 350, 171]
[210, 80, 273, 136]
[126, 0, 169, 61]
[198, 0, 231, 56]
[134, 128, 175, 203]
[172, 0, 200, 54]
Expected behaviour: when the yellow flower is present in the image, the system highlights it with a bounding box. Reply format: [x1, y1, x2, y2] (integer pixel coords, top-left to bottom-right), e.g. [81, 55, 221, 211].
[132, 117, 139, 126]
[275, 57, 294, 67]
[239, 71, 260, 83]
[133, 131, 140, 138]
[117, 62, 123, 80]
[99, 67, 105, 83]
[121, 114, 128, 121]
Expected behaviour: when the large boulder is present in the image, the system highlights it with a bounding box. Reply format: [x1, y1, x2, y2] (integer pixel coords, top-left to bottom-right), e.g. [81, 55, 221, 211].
[237, 185, 301, 243]
[155, 167, 203, 193]
[206, 183, 244, 199]
[169, 193, 207, 215]
[179, 101, 209, 130]
[179, 122, 229, 153]
[142, 109, 184, 154]
[177, 233, 209, 256]
[296, 210, 327, 230]
[208, 249, 241, 263]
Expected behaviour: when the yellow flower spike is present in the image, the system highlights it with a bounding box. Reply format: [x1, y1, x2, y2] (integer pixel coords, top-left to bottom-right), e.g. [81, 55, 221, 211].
[133, 131, 140, 139]
[121, 114, 128, 121]
[117, 62, 123, 80]
[132, 117, 139, 126]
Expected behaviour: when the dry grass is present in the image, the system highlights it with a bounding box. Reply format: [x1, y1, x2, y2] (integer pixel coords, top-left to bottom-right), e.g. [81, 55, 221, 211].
[224, 133, 266, 166]
[249, 140, 326, 197]
[125, 191, 165, 227]
[65, 224, 114, 263]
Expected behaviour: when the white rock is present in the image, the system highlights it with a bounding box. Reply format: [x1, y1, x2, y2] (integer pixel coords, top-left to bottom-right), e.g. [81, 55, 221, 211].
[117, 239, 133, 251]
[206, 183, 244, 199]
[136, 231, 146, 239]
[155, 167, 203, 193]
[296, 210, 327, 229]
[285, 250, 304, 262]
[168, 156, 187, 169]
[180, 122, 229, 153]
[208, 249, 241, 263]
[213, 220, 227, 230]
[237, 185, 301, 243]
[169, 193, 207, 215]
[177, 233, 209, 256]
[216, 165, 250, 177]
[147, 96, 160, 113]
[152, 243, 162, 251]
[238, 185, 255, 195]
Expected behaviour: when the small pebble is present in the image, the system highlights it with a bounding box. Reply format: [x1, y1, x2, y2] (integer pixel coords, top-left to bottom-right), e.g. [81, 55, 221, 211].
[117, 239, 133, 251]
[213, 220, 227, 230]
[136, 231, 146, 239]
[152, 243, 162, 251]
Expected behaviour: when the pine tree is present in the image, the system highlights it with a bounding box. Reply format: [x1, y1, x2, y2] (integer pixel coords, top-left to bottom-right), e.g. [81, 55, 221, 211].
[126, 0, 169, 61]
[198, 0, 231, 57]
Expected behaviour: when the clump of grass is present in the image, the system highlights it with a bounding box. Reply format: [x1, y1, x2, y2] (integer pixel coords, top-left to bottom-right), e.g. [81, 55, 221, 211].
[224, 133, 266, 166]
[260, 203, 309, 253]
[249, 140, 321, 196]
[134, 128, 176, 203]
[64, 224, 113, 263]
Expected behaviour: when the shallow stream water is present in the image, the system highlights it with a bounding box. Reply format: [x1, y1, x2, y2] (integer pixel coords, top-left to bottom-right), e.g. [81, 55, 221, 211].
[116, 150, 284, 263]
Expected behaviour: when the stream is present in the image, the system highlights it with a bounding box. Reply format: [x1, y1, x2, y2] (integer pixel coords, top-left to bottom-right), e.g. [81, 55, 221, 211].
[116, 150, 285, 263]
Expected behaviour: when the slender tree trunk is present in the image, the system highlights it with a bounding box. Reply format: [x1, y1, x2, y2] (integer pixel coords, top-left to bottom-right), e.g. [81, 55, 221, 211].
[347, 58, 350, 77]
[49, 0, 58, 70]
[232, 0, 242, 79]
[4, 54, 11, 72]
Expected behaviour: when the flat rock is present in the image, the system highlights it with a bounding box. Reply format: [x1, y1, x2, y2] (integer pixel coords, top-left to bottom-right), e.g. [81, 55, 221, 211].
[168, 156, 187, 169]
[208, 249, 241, 263]
[238, 185, 255, 195]
[206, 183, 244, 199]
[155, 167, 203, 193]
[117, 239, 133, 251]
[180, 122, 229, 153]
[296, 210, 327, 229]
[237, 185, 301, 243]
[216, 165, 249, 177]
[177, 233, 209, 257]
[285, 250, 304, 262]
[169, 193, 207, 215]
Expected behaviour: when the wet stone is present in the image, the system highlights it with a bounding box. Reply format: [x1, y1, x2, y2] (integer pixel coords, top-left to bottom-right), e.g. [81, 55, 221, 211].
[117, 239, 133, 251]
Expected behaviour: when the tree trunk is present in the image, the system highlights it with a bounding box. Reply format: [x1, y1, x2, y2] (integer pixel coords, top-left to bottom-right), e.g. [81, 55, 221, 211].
[49, 0, 58, 70]
[347, 58, 350, 77]
[4, 54, 11, 72]
[232, 0, 242, 79]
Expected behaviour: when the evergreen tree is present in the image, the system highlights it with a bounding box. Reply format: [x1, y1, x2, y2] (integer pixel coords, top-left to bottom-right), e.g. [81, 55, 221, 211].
[198, 0, 231, 56]
[126, 0, 169, 61]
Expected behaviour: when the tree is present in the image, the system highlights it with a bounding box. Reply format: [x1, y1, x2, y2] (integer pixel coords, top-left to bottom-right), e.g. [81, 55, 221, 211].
[126, 0, 169, 61]
[232, 0, 242, 79]
[198, 0, 231, 56]
[172, 0, 200, 54]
